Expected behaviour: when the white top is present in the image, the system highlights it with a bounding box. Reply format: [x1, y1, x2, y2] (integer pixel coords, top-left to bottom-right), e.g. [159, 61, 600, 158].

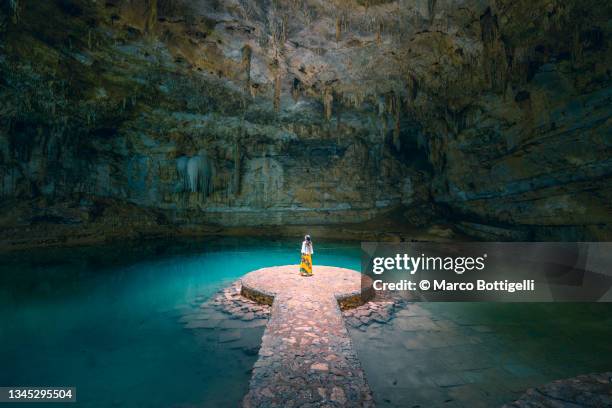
[301, 241, 314, 255]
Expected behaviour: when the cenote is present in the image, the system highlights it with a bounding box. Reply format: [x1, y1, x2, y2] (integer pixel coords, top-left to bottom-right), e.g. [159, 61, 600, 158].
[1, 0, 611, 405]
[1, 237, 611, 407]
[0, 237, 360, 407]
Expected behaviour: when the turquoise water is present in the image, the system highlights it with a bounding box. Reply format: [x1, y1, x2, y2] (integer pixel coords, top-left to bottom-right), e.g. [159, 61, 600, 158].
[351, 302, 612, 407]
[0, 237, 361, 408]
[3, 238, 611, 407]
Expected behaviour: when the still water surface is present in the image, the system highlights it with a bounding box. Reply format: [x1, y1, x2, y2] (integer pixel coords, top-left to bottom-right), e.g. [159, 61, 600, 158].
[1, 238, 611, 407]
[0, 237, 360, 407]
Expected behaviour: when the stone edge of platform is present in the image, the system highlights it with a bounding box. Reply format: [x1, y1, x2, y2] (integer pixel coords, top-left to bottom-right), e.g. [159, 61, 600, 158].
[336, 286, 375, 310]
[240, 282, 275, 306]
[240, 276, 375, 310]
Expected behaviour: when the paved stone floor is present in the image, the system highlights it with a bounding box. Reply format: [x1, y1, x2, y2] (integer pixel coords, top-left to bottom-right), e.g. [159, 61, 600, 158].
[241, 265, 375, 407]
[192, 279, 612, 407]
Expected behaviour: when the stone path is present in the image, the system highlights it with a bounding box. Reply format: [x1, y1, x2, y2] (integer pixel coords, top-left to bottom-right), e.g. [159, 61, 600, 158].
[241, 265, 375, 407]
[189, 276, 612, 407]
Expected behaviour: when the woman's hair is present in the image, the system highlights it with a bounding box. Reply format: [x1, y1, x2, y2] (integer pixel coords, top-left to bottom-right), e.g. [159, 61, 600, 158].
[305, 235, 311, 242]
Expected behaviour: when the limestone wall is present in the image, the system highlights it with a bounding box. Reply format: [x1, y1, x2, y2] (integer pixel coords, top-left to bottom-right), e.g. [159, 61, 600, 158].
[0, 0, 609, 239]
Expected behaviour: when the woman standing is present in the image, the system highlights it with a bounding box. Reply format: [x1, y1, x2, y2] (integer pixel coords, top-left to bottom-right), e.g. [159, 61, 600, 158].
[300, 235, 314, 276]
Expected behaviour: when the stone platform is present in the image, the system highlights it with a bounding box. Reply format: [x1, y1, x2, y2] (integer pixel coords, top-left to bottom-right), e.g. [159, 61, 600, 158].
[241, 265, 375, 407]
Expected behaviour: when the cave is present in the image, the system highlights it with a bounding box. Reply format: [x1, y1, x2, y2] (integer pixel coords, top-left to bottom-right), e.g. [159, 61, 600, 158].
[1, 0, 609, 244]
[1, 1, 611, 407]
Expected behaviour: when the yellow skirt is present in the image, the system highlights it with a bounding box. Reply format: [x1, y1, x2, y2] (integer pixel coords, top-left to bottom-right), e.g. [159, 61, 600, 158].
[300, 253, 312, 276]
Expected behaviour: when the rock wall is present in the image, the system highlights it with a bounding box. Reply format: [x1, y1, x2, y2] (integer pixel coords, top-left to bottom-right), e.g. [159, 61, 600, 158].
[0, 0, 422, 230]
[0, 0, 609, 240]
[421, 1, 612, 241]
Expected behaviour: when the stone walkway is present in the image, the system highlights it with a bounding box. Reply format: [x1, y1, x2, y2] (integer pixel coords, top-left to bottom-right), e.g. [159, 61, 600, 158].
[241, 265, 375, 407]
[191, 276, 611, 407]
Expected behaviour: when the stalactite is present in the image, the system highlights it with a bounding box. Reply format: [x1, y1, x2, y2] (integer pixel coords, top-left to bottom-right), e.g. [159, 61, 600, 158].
[380, 117, 387, 164]
[356, 90, 364, 108]
[342, 92, 356, 109]
[480, 8, 498, 46]
[282, 14, 288, 43]
[427, 0, 437, 25]
[407, 74, 418, 101]
[291, 77, 301, 102]
[273, 60, 282, 112]
[233, 142, 241, 196]
[268, 6, 287, 51]
[241, 44, 252, 92]
[189, 152, 213, 195]
[335, 16, 342, 43]
[510, 46, 531, 85]
[176, 156, 189, 192]
[145, 0, 158, 35]
[571, 28, 583, 66]
[391, 94, 401, 151]
[261, 152, 269, 206]
[480, 8, 507, 92]
[323, 88, 333, 121]
[336, 91, 343, 134]
[9, 0, 20, 23]
[177, 151, 214, 197]
[186, 158, 201, 193]
[301, 3, 314, 27]
[377, 96, 385, 116]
